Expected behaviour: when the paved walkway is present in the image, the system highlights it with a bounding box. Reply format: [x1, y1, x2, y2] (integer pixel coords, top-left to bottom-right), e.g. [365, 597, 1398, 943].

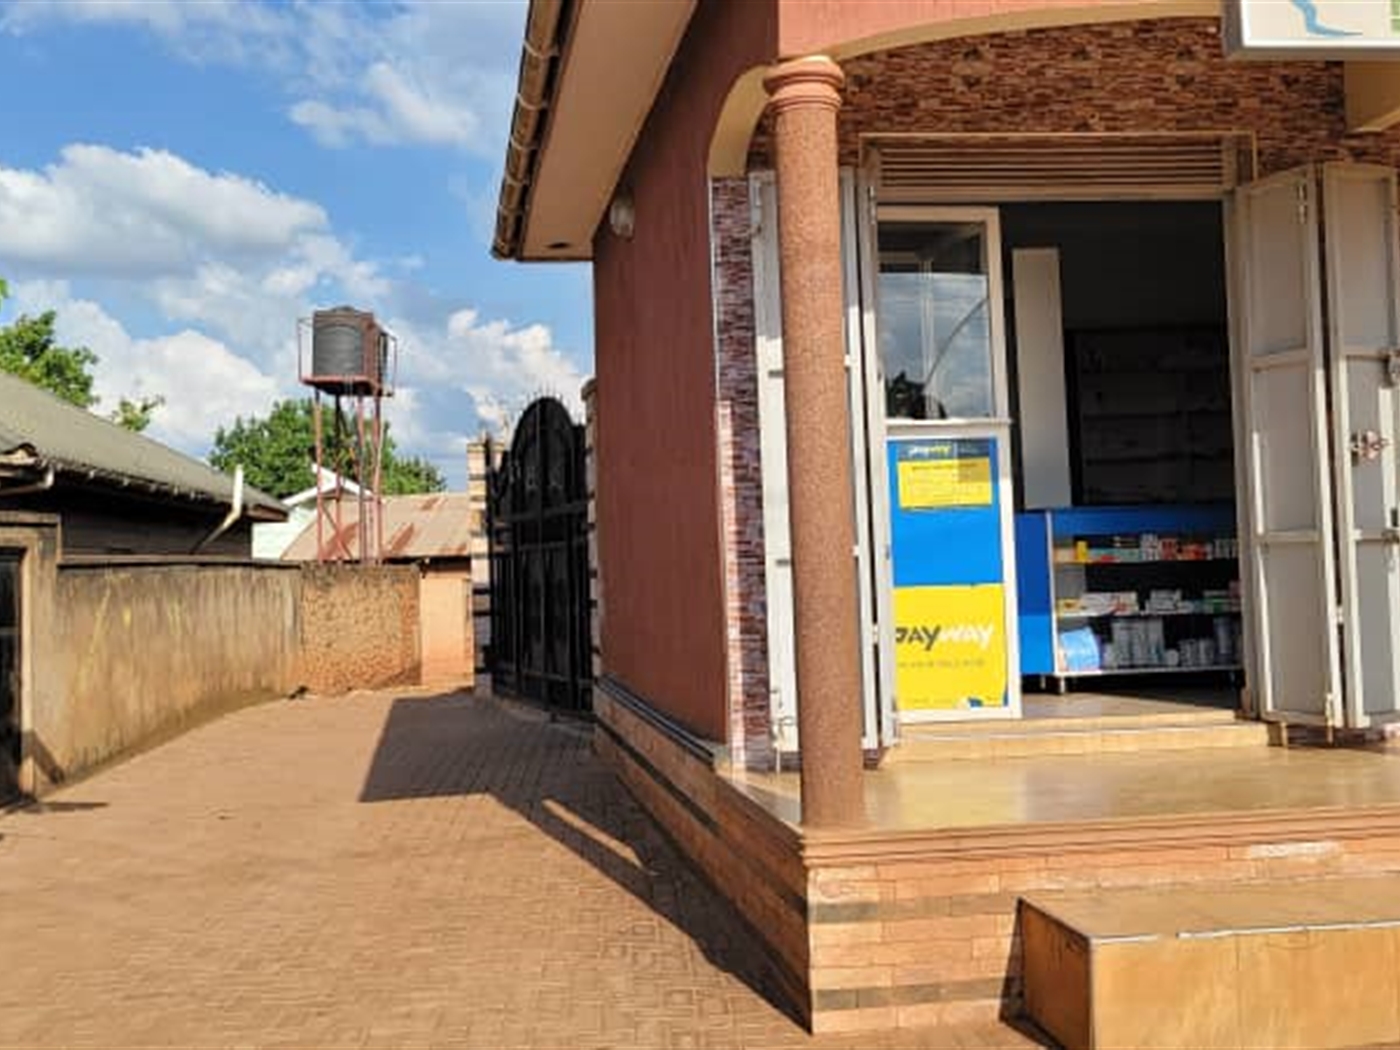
[0, 690, 1044, 1049]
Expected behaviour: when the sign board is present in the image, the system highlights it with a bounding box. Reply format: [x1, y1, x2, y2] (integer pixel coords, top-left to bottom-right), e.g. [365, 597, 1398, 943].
[895, 438, 993, 510]
[885, 430, 1016, 716]
[1226, 0, 1400, 58]
[894, 584, 1009, 711]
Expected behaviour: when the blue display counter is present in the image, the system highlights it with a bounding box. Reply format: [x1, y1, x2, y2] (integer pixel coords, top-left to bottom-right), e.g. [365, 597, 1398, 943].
[1015, 504, 1241, 686]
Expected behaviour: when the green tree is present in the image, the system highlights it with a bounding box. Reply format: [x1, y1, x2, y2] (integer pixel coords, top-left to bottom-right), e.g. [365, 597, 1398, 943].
[0, 308, 100, 410]
[209, 398, 446, 499]
[0, 279, 159, 431]
[111, 395, 167, 434]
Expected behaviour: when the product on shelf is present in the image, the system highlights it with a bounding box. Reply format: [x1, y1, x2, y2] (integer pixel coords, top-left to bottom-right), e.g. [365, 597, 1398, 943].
[1058, 627, 1102, 672]
[1031, 510, 1244, 679]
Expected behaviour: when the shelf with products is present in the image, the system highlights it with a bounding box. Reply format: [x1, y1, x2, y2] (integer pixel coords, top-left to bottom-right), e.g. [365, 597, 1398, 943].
[1015, 504, 1243, 689]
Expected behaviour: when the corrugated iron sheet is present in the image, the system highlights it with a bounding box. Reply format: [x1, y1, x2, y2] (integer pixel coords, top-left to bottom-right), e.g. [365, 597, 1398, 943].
[282, 493, 479, 562]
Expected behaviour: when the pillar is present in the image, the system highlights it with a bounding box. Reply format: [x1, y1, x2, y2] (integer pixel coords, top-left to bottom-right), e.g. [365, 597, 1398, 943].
[762, 56, 865, 827]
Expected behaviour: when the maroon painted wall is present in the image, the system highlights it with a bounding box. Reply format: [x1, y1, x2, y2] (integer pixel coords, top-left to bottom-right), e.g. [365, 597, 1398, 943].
[590, 0, 776, 741]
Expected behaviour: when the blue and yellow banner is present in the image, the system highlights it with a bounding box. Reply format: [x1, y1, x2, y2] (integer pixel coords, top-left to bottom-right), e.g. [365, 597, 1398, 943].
[894, 584, 1009, 711]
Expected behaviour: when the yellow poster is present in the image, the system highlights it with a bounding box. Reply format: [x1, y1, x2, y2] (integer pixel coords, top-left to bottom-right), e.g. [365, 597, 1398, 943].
[896, 444, 992, 509]
[894, 584, 1008, 711]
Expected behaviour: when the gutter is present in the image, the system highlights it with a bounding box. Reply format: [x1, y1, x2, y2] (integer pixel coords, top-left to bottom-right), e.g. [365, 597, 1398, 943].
[0, 464, 55, 498]
[493, 0, 569, 260]
[192, 464, 243, 554]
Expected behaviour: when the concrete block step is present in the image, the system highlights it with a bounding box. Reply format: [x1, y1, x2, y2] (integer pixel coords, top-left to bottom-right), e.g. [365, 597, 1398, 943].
[1021, 878, 1400, 1050]
[888, 720, 1269, 762]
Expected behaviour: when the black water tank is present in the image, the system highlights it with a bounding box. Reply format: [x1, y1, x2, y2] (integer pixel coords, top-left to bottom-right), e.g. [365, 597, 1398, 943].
[309, 307, 382, 394]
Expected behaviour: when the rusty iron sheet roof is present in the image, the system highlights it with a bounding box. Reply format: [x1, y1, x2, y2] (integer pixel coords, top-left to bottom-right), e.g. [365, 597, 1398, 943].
[281, 492, 480, 562]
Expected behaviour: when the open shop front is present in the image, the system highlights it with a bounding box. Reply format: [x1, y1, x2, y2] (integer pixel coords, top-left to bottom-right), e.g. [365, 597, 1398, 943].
[864, 146, 1400, 738]
[858, 172, 1246, 729]
[757, 141, 1400, 749]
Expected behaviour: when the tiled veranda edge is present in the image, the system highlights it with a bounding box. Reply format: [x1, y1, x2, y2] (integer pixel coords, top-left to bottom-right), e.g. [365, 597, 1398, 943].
[796, 793, 1400, 1031]
[593, 677, 813, 1022]
[594, 676, 1400, 1034]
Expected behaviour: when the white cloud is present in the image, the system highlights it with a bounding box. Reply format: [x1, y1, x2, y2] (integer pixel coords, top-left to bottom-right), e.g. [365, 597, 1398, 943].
[3, 0, 524, 155]
[6, 281, 287, 450]
[0, 130, 586, 481]
[0, 144, 327, 276]
[0, 0, 294, 66]
[379, 306, 586, 467]
[291, 62, 481, 149]
[0, 144, 389, 376]
[444, 309, 584, 416]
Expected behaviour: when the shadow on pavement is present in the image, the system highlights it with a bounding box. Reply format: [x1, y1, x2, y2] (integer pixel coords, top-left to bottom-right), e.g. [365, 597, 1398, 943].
[12, 800, 108, 814]
[358, 691, 805, 1026]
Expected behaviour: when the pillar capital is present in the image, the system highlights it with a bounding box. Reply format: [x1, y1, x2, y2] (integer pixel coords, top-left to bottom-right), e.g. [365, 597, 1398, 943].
[762, 56, 844, 116]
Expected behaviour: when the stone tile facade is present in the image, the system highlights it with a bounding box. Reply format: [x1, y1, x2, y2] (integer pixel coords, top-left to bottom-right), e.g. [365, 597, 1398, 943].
[751, 19, 1400, 172]
[711, 176, 775, 770]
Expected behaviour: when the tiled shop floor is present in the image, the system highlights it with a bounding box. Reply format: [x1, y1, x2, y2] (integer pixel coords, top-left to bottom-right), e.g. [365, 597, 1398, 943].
[0, 690, 1045, 1049]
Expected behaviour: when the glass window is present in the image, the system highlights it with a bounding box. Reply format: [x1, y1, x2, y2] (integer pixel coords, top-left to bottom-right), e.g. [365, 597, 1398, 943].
[877, 221, 995, 421]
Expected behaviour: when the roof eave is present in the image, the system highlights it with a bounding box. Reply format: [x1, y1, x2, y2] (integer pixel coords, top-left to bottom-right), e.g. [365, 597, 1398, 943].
[493, 0, 697, 262]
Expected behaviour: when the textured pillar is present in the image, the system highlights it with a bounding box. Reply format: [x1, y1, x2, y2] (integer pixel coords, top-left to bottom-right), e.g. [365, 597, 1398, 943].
[763, 56, 865, 828]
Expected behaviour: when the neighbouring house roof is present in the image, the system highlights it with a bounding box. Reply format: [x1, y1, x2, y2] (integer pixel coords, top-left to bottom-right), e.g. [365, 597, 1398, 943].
[281, 493, 480, 563]
[283, 465, 367, 508]
[493, 0, 696, 261]
[0, 371, 287, 520]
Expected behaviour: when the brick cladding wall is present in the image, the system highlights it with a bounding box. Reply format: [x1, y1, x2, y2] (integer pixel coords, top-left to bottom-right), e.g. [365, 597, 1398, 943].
[750, 18, 1400, 172]
[711, 176, 774, 771]
[804, 834, 1400, 1033]
[714, 16, 1400, 757]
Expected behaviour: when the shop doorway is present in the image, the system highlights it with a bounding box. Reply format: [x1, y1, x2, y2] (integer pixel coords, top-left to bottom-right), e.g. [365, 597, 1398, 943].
[1000, 201, 1242, 709]
[856, 197, 1242, 721]
[750, 150, 1400, 750]
[854, 160, 1400, 734]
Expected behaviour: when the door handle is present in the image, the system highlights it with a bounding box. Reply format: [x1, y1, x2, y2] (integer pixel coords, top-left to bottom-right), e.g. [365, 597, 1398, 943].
[1351, 430, 1390, 462]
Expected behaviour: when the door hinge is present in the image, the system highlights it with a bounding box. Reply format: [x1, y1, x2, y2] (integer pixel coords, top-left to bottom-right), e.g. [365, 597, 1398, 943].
[1385, 349, 1400, 387]
[749, 192, 764, 240]
[1296, 181, 1309, 225]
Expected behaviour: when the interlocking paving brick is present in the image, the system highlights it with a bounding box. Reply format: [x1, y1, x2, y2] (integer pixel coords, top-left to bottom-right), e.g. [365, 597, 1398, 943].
[0, 689, 1046, 1049]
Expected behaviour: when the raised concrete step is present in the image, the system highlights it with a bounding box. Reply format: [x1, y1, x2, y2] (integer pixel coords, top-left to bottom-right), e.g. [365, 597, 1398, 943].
[890, 716, 1269, 762]
[1022, 878, 1400, 1050]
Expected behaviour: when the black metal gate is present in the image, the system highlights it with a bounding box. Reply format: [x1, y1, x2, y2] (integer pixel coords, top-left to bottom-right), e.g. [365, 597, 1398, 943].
[1, 552, 20, 801]
[487, 398, 591, 714]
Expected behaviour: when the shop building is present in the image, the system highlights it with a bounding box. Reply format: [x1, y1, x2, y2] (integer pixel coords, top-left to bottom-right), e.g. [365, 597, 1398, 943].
[496, 1, 1400, 1041]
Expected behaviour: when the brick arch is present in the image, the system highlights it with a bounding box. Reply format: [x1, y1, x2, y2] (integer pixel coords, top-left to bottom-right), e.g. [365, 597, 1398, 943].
[707, 1, 1220, 176]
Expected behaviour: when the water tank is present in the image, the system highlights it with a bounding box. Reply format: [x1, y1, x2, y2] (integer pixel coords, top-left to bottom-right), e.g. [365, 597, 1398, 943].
[308, 307, 385, 395]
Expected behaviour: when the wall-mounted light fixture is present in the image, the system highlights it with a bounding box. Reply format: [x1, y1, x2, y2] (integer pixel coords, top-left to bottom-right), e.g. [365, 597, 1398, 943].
[608, 192, 635, 240]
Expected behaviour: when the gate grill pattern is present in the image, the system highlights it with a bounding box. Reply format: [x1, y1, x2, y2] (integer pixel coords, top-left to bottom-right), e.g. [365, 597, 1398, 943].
[487, 398, 591, 714]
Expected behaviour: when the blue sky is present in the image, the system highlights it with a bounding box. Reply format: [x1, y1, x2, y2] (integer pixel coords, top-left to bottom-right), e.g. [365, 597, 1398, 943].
[0, 0, 592, 486]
